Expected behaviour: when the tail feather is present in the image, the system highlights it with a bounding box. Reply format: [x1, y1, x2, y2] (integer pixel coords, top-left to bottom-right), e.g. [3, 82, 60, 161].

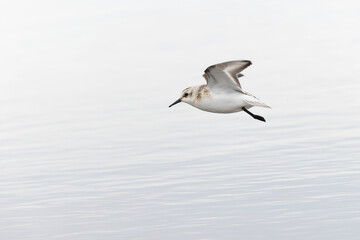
[244, 100, 271, 108]
[243, 92, 271, 108]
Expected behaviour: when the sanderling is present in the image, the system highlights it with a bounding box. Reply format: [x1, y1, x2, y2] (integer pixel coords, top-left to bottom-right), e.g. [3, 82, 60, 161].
[169, 60, 270, 122]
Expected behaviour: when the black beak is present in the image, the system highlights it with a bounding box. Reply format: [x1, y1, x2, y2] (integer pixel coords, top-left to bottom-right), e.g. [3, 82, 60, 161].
[169, 98, 181, 108]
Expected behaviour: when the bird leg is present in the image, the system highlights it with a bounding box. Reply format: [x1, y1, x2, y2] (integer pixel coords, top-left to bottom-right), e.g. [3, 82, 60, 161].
[242, 107, 266, 122]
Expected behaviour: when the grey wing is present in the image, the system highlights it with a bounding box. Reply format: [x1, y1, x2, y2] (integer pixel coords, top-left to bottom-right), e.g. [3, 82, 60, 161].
[203, 60, 252, 91]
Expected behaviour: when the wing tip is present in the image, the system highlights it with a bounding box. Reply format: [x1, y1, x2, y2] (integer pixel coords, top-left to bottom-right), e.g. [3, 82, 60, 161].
[204, 59, 252, 77]
[242, 60, 252, 66]
[224, 60, 252, 67]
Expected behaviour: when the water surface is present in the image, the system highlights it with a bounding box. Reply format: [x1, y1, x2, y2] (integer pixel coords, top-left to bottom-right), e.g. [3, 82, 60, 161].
[1, 0, 360, 239]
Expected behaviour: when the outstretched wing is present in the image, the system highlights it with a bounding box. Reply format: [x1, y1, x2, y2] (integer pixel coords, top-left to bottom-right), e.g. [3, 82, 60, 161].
[203, 60, 252, 91]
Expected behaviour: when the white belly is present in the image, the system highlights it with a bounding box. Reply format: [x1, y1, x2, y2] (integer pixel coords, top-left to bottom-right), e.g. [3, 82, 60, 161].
[190, 92, 251, 113]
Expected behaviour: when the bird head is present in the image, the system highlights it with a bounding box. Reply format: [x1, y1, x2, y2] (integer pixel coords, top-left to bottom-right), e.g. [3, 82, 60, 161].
[169, 87, 194, 107]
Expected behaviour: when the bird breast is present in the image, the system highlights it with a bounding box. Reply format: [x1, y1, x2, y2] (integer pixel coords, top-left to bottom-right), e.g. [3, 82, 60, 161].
[191, 89, 246, 113]
[194, 85, 211, 102]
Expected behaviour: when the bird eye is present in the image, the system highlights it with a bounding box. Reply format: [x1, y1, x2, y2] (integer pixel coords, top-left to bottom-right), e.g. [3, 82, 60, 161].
[184, 93, 189, 97]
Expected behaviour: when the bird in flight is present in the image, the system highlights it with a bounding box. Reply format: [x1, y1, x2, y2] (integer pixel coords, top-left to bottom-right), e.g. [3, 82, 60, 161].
[169, 60, 270, 122]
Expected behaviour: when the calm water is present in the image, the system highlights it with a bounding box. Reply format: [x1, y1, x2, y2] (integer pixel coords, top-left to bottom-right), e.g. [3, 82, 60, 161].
[1, 0, 360, 239]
